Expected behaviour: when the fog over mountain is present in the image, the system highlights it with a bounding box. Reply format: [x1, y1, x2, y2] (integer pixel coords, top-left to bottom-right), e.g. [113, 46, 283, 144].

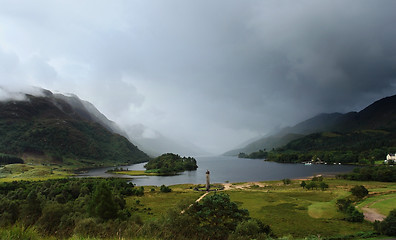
[0, 1, 395, 154]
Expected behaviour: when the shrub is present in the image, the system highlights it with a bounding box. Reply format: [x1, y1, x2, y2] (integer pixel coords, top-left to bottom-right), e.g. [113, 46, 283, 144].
[345, 206, 364, 222]
[319, 182, 329, 191]
[375, 209, 396, 236]
[37, 202, 69, 235]
[87, 182, 119, 220]
[160, 185, 172, 193]
[0, 225, 40, 240]
[350, 185, 368, 199]
[231, 219, 272, 239]
[282, 178, 291, 185]
[336, 198, 352, 212]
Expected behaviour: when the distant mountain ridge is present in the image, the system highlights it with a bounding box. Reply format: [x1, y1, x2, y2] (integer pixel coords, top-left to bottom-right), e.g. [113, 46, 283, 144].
[225, 94, 396, 155]
[0, 88, 149, 167]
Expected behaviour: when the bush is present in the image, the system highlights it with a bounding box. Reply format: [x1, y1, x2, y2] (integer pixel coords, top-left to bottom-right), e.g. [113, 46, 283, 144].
[375, 209, 396, 236]
[319, 182, 329, 191]
[282, 178, 291, 185]
[336, 198, 352, 212]
[0, 225, 40, 240]
[87, 182, 119, 220]
[350, 185, 368, 199]
[345, 206, 364, 222]
[37, 202, 69, 235]
[306, 181, 318, 190]
[160, 185, 172, 193]
[73, 218, 100, 238]
[231, 219, 272, 239]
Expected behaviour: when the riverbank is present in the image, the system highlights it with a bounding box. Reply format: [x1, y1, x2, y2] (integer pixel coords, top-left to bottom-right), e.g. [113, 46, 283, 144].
[110, 170, 162, 176]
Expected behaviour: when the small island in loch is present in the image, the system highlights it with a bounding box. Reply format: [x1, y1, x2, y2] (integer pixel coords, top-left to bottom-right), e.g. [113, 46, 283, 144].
[110, 153, 198, 176]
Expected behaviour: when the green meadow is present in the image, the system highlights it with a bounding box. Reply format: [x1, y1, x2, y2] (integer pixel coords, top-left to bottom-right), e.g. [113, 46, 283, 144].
[0, 163, 73, 182]
[121, 178, 396, 238]
[0, 172, 395, 239]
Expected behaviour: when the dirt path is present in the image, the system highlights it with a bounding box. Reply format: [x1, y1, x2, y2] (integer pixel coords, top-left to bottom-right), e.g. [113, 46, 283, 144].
[195, 192, 209, 203]
[223, 182, 267, 190]
[362, 207, 386, 222]
[360, 197, 391, 222]
[181, 192, 209, 214]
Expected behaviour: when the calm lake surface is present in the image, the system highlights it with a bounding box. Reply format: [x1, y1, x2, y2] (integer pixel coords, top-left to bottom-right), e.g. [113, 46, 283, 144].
[80, 156, 356, 186]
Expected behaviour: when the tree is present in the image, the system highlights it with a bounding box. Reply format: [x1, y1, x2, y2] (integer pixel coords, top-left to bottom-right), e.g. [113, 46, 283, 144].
[231, 219, 273, 239]
[336, 198, 352, 212]
[300, 181, 306, 189]
[375, 209, 396, 236]
[319, 182, 329, 191]
[282, 178, 291, 185]
[186, 193, 250, 239]
[87, 182, 119, 220]
[20, 190, 42, 226]
[306, 181, 318, 190]
[345, 206, 364, 222]
[37, 203, 69, 235]
[160, 185, 172, 193]
[350, 185, 368, 199]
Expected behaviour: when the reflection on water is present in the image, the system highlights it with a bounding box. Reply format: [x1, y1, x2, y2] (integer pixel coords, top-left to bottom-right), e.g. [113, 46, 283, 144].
[80, 156, 356, 186]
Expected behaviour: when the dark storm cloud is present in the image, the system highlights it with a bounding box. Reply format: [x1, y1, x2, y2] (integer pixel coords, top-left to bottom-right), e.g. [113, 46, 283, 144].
[0, 0, 395, 153]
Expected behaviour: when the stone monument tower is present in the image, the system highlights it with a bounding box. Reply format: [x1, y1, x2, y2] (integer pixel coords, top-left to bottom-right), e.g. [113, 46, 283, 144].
[206, 170, 210, 191]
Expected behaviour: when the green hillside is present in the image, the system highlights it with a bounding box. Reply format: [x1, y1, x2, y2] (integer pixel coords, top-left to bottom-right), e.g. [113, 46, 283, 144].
[227, 95, 396, 157]
[242, 95, 396, 164]
[0, 92, 149, 167]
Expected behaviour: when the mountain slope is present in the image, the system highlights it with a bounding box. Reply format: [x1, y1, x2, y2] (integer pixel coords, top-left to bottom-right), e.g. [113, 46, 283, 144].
[225, 113, 345, 155]
[227, 94, 396, 156]
[0, 89, 149, 166]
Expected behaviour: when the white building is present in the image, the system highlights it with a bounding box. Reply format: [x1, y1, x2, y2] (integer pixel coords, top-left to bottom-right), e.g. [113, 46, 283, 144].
[385, 153, 396, 163]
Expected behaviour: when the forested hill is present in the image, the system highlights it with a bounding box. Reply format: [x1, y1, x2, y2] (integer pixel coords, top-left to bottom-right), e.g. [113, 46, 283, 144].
[0, 89, 149, 166]
[226, 94, 396, 156]
[244, 94, 396, 164]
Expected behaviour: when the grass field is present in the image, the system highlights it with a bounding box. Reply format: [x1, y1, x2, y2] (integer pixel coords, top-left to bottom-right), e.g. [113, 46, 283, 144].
[121, 178, 396, 238]
[0, 163, 73, 182]
[125, 185, 202, 221]
[357, 193, 396, 216]
[1, 169, 395, 239]
[227, 188, 372, 238]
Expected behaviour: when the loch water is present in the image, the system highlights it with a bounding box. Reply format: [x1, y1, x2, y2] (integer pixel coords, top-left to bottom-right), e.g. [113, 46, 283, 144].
[80, 156, 356, 186]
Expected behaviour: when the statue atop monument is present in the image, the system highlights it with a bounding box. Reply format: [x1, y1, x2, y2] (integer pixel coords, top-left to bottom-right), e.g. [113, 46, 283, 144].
[206, 170, 210, 191]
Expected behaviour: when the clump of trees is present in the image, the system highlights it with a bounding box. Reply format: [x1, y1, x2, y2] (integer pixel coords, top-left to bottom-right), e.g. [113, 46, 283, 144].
[338, 165, 396, 182]
[335, 185, 367, 223]
[0, 153, 24, 165]
[350, 185, 369, 199]
[336, 198, 364, 222]
[264, 130, 396, 164]
[300, 176, 329, 191]
[0, 178, 274, 240]
[0, 178, 144, 238]
[158, 193, 273, 240]
[144, 153, 198, 174]
[375, 209, 396, 236]
[238, 149, 268, 159]
[160, 185, 172, 193]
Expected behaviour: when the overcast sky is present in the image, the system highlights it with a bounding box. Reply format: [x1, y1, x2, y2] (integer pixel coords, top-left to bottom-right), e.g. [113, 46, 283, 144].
[0, 0, 395, 154]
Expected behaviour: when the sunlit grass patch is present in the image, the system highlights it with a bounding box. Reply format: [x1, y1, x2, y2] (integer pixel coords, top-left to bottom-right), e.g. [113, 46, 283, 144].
[125, 189, 202, 221]
[0, 163, 72, 182]
[308, 201, 341, 219]
[227, 185, 372, 238]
